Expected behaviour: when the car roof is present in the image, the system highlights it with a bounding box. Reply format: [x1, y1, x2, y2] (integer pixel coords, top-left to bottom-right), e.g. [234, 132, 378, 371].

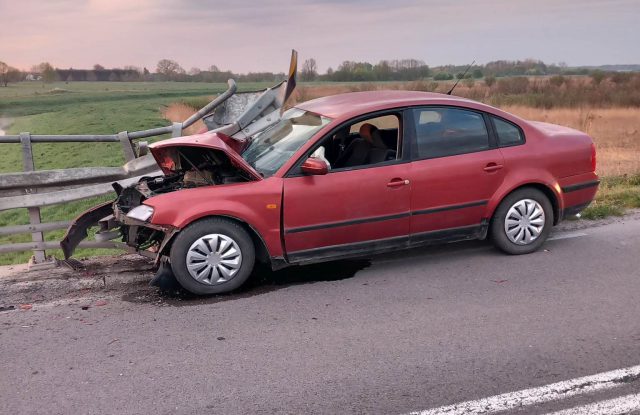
[295, 90, 479, 119]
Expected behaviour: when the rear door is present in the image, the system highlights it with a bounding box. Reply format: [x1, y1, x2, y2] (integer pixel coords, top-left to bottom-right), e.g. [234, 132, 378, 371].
[408, 106, 506, 243]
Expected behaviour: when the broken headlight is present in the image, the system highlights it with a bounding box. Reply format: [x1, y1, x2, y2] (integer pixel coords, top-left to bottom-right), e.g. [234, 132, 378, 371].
[126, 204, 154, 222]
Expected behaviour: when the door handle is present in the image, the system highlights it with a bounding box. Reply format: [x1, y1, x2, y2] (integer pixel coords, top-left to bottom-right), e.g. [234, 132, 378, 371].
[483, 163, 504, 173]
[387, 178, 410, 188]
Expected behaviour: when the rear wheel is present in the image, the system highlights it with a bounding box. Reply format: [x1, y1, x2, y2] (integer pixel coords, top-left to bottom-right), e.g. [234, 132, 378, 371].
[169, 218, 255, 295]
[491, 188, 553, 255]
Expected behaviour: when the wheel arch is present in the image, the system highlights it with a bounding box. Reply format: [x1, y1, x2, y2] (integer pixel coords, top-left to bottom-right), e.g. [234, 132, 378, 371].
[158, 214, 272, 265]
[488, 182, 561, 226]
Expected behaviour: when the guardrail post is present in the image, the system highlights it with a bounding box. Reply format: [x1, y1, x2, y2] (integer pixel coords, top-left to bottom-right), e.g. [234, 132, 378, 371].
[171, 122, 183, 138]
[118, 131, 136, 162]
[20, 132, 54, 269]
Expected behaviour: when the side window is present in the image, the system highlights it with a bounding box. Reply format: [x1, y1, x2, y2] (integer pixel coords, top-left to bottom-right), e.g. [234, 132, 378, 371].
[413, 108, 489, 159]
[492, 117, 524, 146]
[308, 113, 402, 172]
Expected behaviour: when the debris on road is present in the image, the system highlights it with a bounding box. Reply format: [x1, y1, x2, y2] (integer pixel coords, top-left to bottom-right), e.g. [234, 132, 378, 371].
[94, 300, 108, 307]
[19, 304, 33, 310]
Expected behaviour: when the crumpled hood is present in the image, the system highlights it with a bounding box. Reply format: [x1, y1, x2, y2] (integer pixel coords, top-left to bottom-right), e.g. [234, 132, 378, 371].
[149, 131, 261, 181]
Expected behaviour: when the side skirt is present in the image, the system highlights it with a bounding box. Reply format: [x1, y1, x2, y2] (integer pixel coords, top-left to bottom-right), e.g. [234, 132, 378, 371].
[284, 223, 486, 266]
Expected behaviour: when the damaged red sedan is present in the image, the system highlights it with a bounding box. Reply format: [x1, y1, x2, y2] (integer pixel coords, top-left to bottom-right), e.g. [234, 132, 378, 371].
[63, 90, 599, 295]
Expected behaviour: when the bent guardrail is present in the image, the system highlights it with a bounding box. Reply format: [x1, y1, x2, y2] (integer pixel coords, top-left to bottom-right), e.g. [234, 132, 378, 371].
[0, 80, 237, 269]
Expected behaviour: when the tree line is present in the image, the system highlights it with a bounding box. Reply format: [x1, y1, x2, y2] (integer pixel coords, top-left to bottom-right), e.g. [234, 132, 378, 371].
[0, 57, 632, 87]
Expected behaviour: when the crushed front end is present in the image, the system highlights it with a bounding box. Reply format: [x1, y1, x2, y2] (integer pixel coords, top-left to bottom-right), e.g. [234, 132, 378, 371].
[61, 138, 260, 264]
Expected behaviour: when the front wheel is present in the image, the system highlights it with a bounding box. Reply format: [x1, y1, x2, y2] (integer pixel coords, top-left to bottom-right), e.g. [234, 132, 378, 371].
[490, 188, 553, 255]
[169, 218, 255, 295]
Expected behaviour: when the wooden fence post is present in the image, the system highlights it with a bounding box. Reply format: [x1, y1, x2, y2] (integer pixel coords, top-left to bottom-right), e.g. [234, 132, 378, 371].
[19, 132, 52, 267]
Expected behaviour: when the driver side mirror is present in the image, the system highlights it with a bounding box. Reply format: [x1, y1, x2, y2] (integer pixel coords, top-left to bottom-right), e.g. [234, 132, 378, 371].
[301, 157, 329, 176]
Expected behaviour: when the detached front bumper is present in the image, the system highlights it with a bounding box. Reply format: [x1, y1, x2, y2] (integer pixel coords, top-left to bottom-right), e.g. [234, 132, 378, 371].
[60, 200, 178, 263]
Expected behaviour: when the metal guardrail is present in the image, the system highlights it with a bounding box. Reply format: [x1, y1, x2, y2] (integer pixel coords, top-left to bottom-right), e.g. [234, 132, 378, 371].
[0, 80, 237, 268]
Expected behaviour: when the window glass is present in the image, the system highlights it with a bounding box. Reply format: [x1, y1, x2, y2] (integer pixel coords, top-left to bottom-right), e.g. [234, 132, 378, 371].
[413, 108, 489, 159]
[242, 108, 331, 177]
[307, 113, 401, 172]
[493, 117, 524, 146]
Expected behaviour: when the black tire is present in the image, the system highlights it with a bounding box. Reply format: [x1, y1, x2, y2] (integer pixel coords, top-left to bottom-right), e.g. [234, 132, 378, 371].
[490, 188, 553, 255]
[169, 218, 255, 295]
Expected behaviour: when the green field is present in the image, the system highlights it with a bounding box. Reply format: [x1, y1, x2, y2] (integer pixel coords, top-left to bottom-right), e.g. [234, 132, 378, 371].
[0, 81, 272, 265]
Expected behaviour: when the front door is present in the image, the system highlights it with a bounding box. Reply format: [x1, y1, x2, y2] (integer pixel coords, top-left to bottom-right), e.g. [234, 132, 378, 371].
[282, 164, 412, 263]
[282, 110, 412, 263]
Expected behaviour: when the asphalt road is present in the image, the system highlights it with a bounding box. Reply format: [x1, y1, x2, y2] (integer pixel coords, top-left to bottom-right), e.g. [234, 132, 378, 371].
[1, 216, 640, 414]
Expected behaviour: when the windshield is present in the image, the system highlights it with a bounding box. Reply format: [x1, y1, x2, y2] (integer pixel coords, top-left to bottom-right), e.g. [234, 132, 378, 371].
[241, 108, 331, 177]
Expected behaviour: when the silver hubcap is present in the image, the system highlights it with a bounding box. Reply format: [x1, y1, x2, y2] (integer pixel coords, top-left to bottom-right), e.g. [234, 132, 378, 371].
[185, 234, 242, 285]
[504, 199, 545, 245]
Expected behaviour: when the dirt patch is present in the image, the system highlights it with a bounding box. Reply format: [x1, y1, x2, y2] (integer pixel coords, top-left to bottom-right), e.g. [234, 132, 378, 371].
[0, 252, 370, 310]
[0, 254, 155, 310]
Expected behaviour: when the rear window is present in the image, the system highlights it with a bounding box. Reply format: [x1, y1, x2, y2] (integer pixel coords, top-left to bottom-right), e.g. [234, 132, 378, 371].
[492, 117, 524, 146]
[413, 108, 490, 159]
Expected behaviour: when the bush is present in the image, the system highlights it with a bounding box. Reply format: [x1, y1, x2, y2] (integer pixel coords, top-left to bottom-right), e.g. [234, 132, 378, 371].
[433, 72, 453, 81]
[484, 76, 496, 87]
[590, 70, 605, 85]
[549, 75, 566, 87]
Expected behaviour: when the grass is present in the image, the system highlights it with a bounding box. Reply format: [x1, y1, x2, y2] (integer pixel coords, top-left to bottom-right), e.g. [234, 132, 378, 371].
[1, 79, 639, 265]
[580, 174, 640, 219]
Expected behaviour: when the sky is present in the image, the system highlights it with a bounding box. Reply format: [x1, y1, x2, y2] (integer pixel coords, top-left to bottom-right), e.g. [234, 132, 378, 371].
[0, 0, 639, 73]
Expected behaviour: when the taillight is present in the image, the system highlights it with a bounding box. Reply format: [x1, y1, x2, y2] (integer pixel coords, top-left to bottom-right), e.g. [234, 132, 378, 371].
[590, 143, 597, 172]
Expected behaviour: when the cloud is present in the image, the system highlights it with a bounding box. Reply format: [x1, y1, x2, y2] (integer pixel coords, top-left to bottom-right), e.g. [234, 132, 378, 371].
[0, 0, 638, 72]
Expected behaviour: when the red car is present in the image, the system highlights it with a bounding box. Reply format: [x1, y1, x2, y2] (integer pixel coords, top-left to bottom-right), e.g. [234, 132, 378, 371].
[64, 90, 599, 295]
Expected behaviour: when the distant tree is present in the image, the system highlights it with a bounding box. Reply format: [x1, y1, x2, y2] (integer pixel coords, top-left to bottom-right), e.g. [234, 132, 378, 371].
[156, 59, 185, 80]
[108, 72, 120, 82]
[0, 61, 9, 86]
[301, 58, 318, 82]
[207, 65, 220, 72]
[36, 62, 57, 83]
[93, 64, 105, 71]
[8, 67, 21, 83]
[455, 72, 465, 80]
[472, 69, 483, 79]
[189, 67, 201, 76]
[143, 67, 150, 75]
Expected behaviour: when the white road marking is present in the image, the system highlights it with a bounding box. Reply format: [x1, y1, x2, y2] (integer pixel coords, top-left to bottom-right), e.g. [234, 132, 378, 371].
[408, 364, 640, 415]
[548, 393, 640, 415]
[548, 231, 588, 241]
